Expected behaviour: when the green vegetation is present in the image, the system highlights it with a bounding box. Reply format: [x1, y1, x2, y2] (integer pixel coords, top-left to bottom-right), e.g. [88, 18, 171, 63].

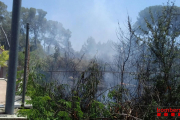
[15, 2, 180, 120]
[0, 45, 9, 67]
[17, 61, 112, 119]
[0, 0, 180, 119]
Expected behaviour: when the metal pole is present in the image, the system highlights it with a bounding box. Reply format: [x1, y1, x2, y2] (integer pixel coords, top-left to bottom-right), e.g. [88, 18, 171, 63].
[22, 23, 29, 107]
[5, 0, 22, 114]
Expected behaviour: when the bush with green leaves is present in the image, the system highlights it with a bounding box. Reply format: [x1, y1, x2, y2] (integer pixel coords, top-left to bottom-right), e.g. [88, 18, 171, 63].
[17, 65, 86, 120]
[17, 61, 116, 120]
[0, 45, 9, 67]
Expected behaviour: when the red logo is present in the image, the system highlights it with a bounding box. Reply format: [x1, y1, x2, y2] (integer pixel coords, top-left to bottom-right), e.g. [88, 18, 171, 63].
[157, 108, 180, 117]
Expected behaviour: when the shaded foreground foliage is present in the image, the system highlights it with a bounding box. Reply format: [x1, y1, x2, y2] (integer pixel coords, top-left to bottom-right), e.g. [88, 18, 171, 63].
[17, 62, 112, 120]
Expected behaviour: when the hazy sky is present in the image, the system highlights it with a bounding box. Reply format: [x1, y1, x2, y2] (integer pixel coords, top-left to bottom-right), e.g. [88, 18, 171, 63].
[0, 0, 180, 51]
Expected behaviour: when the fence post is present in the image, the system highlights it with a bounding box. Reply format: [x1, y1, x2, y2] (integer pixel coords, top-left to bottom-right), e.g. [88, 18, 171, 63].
[22, 23, 29, 107]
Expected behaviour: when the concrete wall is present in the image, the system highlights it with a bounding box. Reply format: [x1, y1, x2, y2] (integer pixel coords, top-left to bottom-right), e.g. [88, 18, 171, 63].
[0, 79, 7, 105]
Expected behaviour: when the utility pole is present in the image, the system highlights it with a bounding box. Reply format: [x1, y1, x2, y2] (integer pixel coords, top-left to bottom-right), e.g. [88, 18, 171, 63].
[5, 0, 22, 114]
[22, 23, 29, 107]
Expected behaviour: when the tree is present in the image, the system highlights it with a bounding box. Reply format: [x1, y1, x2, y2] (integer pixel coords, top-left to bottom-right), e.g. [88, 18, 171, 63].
[134, 4, 180, 34]
[0, 1, 11, 50]
[136, 2, 180, 107]
[0, 46, 9, 67]
[20, 7, 47, 51]
[43, 20, 72, 54]
[80, 37, 96, 55]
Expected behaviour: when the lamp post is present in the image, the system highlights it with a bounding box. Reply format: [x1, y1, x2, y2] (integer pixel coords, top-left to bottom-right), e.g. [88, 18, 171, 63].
[5, 0, 22, 114]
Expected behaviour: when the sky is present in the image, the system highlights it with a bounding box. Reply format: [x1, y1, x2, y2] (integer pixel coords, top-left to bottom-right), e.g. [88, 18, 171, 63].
[1, 0, 180, 51]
